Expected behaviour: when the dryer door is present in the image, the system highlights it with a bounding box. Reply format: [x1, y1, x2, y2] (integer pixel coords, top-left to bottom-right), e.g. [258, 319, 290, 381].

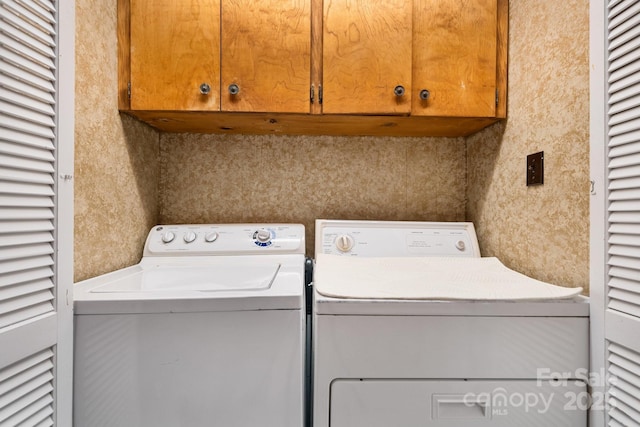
[330, 379, 587, 427]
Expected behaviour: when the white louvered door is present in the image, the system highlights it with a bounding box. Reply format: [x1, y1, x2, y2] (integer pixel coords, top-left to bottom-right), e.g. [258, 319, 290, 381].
[602, 0, 640, 425]
[0, 0, 73, 425]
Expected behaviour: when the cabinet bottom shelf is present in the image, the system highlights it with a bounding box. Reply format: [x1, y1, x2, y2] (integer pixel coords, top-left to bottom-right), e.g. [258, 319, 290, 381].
[122, 110, 503, 137]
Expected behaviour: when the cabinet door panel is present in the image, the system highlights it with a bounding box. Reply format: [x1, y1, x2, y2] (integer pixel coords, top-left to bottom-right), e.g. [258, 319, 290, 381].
[221, 0, 311, 113]
[413, 0, 497, 117]
[130, 0, 220, 111]
[322, 0, 412, 115]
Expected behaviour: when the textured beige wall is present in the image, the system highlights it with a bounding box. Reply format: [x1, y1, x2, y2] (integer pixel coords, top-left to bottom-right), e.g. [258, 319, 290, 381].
[466, 0, 590, 291]
[159, 134, 466, 256]
[75, 0, 160, 281]
[74, 0, 590, 292]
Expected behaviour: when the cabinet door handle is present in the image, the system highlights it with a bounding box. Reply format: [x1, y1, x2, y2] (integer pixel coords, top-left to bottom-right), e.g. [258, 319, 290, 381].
[420, 89, 430, 100]
[228, 84, 240, 95]
[394, 85, 405, 97]
[199, 83, 211, 95]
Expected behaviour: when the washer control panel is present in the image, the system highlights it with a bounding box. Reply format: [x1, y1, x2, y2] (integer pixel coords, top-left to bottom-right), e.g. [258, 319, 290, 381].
[144, 224, 305, 256]
[317, 220, 481, 258]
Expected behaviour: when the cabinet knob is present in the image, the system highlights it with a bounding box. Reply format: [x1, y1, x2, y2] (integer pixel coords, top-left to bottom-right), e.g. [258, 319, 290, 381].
[420, 89, 430, 100]
[394, 85, 405, 97]
[228, 84, 240, 95]
[199, 83, 211, 95]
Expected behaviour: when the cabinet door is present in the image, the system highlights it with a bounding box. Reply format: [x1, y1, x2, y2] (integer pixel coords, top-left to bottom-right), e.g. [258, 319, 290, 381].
[322, 0, 412, 114]
[130, 0, 220, 111]
[221, 0, 311, 113]
[413, 0, 497, 117]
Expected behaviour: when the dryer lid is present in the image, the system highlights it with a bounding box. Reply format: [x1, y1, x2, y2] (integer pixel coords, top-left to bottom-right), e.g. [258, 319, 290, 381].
[314, 254, 583, 301]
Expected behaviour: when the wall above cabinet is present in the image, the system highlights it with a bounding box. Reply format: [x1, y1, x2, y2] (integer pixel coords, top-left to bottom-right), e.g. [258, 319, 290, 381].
[118, 0, 508, 137]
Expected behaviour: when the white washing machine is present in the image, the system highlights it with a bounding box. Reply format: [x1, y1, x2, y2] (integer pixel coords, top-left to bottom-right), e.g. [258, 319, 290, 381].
[312, 220, 589, 427]
[74, 224, 306, 427]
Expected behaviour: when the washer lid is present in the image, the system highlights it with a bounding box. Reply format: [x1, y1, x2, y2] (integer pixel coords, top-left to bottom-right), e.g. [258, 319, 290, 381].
[314, 254, 583, 301]
[73, 254, 304, 314]
[91, 264, 280, 293]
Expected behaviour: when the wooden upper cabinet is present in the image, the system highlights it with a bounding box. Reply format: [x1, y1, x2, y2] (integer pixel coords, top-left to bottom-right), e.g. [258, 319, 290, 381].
[322, 0, 413, 115]
[413, 0, 498, 117]
[129, 0, 220, 111]
[119, 0, 507, 135]
[221, 0, 311, 113]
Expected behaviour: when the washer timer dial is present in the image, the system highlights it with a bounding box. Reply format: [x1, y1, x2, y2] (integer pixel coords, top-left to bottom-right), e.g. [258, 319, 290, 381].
[253, 228, 274, 247]
[335, 234, 355, 253]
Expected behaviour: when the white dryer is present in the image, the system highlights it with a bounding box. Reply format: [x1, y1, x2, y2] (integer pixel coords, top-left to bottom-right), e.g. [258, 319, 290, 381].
[74, 224, 306, 427]
[312, 220, 589, 427]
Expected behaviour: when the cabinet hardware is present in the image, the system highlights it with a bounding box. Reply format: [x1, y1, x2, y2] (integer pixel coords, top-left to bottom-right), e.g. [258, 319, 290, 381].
[228, 84, 240, 95]
[419, 89, 430, 100]
[319, 85, 323, 104]
[127, 82, 131, 99]
[394, 85, 405, 97]
[199, 83, 211, 95]
[496, 89, 499, 107]
[311, 84, 315, 103]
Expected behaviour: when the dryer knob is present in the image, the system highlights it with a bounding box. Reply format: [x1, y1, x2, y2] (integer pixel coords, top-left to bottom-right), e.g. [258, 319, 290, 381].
[184, 231, 197, 243]
[335, 234, 354, 253]
[256, 229, 272, 243]
[455, 240, 466, 251]
[161, 231, 175, 243]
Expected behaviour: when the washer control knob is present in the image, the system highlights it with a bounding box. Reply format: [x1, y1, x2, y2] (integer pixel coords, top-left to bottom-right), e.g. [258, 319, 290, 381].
[335, 234, 355, 253]
[205, 231, 219, 243]
[183, 231, 197, 243]
[161, 231, 175, 243]
[455, 240, 466, 251]
[256, 229, 272, 243]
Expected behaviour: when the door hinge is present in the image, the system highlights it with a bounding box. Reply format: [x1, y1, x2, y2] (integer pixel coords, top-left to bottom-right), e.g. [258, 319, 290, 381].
[128, 82, 132, 99]
[495, 89, 499, 107]
[319, 84, 323, 104]
[311, 84, 315, 103]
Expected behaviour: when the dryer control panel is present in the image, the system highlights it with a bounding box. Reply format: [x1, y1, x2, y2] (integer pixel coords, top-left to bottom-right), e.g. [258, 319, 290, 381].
[144, 224, 305, 256]
[317, 220, 480, 258]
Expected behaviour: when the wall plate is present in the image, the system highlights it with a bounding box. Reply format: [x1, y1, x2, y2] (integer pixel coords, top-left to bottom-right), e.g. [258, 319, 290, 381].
[526, 151, 544, 186]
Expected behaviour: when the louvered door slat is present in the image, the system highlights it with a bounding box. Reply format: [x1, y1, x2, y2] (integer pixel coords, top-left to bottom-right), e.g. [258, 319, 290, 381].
[0, 278, 52, 301]
[609, 163, 640, 179]
[0, 88, 54, 116]
[609, 289, 640, 317]
[610, 17, 640, 52]
[0, 349, 53, 426]
[608, 344, 640, 425]
[609, 187, 640, 200]
[610, 140, 640, 156]
[608, 116, 640, 136]
[608, 91, 640, 118]
[0, 267, 52, 289]
[609, 214, 640, 226]
[0, 231, 53, 247]
[0, 101, 55, 129]
[609, 199, 640, 210]
[2, 0, 55, 38]
[20, 405, 54, 427]
[610, 234, 640, 246]
[0, 132, 54, 154]
[610, 4, 640, 39]
[0, 39, 56, 76]
[0, 75, 55, 107]
[0, 221, 53, 234]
